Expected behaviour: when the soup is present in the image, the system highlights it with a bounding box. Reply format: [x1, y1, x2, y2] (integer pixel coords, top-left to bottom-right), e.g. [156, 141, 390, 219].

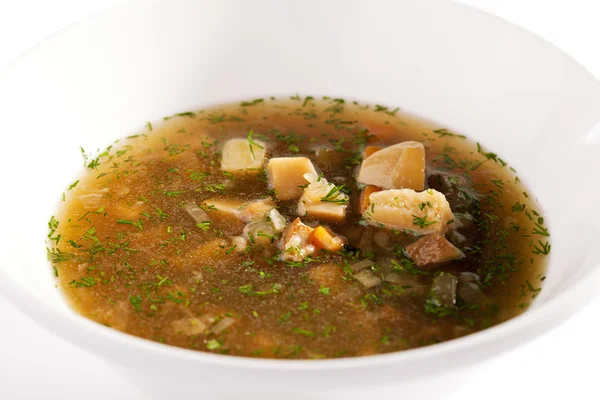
[47, 96, 549, 359]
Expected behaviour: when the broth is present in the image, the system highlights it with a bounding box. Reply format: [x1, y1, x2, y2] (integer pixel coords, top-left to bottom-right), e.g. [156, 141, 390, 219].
[47, 96, 549, 358]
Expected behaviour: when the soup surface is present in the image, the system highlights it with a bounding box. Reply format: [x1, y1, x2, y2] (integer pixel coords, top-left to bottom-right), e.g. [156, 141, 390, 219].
[47, 97, 549, 358]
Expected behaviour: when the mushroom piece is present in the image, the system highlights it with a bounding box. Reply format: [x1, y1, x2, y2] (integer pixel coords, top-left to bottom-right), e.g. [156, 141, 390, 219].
[279, 218, 316, 262]
[405, 233, 464, 268]
[357, 141, 425, 191]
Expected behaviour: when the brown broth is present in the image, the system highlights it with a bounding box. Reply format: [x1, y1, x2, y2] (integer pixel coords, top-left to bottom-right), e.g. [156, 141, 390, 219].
[47, 97, 549, 358]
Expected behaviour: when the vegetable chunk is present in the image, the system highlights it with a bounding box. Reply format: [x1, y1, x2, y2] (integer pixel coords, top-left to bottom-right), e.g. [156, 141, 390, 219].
[267, 157, 317, 200]
[358, 185, 382, 214]
[235, 198, 276, 222]
[362, 189, 454, 235]
[221, 138, 266, 172]
[405, 233, 464, 267]
[309, 226, 346, 252]
[242, 209, 287, 246]
[297, 173, 348, 221]
[279, 218, 315, 262]
[362, 146, 381, 159]
[357, 141, 425, 190]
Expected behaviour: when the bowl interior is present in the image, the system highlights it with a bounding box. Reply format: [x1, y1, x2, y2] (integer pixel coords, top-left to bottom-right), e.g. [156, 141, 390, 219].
[1, 0, 600, 355]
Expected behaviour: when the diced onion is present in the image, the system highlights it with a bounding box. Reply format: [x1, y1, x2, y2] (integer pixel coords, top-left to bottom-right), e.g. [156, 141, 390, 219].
[458, 272, 480, 283]
[448, 230, 466, 244]
[350, 259, 375, 271]
[210, 317, 236, 334]
[243, 220, 278, 245]
[77, 193, 105, 210]
[171, 318, 207, 336]
[431, 273, 458, 306]
[192, 271, 203, 281]
[458, 282, 483, 303]
[115, 186, 130, 197]
[373, 231, 392, 249]
[384, 272, 404, 284]
[354, 269, 382, 288]
[230, 236, 247, 251]
[357, 228, 374, 253]
[454, 212, 475, 229]
[182, 202, 211, 224]
[336, 286, 362, 302]
[269, 209, 287, 231]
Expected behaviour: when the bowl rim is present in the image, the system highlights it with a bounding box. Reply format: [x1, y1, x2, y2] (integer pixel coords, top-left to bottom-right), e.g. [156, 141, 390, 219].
[1, 0, 600, 372]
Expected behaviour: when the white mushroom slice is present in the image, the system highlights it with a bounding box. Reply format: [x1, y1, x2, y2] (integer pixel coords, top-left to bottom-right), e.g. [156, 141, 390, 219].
[405, 233, 464, 267]
[357, 141, 425, 190]
[297, 173, 348, 221]
[221, 138, 266, 172]
[279, 218, 316, 262]
[235, 198, 276, 222]
[362, 189, 454, 235]
[267, 157, 317, 200]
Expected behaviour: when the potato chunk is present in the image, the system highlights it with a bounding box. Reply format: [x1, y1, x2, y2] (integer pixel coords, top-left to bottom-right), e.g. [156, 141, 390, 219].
[267, 157, 317, 200]
[405, 233, 464, 268]
[297, 173, 348, 222]
[221, 138, 266, 172]
[279, 218, 316, 262]
[362, 189, 454, 235]
[357, 141, 425, 190]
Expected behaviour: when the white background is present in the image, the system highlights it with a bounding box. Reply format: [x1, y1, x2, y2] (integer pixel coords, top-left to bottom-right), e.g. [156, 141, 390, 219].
[0, 1, 598, 398]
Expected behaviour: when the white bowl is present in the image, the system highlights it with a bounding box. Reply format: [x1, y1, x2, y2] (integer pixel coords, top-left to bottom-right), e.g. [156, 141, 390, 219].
[1, 0, 600, 398]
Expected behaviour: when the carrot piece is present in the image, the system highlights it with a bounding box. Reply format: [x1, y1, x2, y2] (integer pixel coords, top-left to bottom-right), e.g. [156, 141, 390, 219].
[362, 146, 382, 160]
[309, 226, 345, 252]
[364, 123, 398, 142]
[358, 185, 382, 214]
